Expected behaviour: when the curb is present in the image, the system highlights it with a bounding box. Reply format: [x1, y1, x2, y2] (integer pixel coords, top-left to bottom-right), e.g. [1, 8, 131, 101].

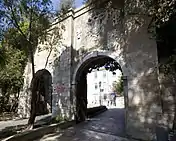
[2, 120, 75, 141]
[88, 107, 108, 118]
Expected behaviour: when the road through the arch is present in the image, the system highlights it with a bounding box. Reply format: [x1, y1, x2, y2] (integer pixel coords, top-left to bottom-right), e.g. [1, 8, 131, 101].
[35, 108, 137, 141]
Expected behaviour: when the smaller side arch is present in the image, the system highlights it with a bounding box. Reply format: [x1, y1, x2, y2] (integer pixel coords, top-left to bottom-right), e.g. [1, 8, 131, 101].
[31, 69, 52, 115]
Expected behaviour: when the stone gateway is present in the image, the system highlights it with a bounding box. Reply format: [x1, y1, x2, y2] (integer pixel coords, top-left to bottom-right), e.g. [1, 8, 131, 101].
[17, 1, 169, 140]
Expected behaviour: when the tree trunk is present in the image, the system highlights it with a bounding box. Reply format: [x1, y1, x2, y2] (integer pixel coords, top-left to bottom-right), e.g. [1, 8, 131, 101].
[27, 91, 37, 129]
[172, 93, 176, 131]
[27, 47, 36, 129]
[172, 76, 176, 131]
[30, 48, 35, 77]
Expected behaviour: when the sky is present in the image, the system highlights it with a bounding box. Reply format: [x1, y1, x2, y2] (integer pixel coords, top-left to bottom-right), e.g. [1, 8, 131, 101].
[51, 0, 84, 10]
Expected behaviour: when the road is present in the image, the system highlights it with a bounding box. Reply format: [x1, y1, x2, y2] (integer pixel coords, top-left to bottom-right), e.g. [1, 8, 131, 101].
[35, 108, 136, 141]
[0, 114, 52, 132]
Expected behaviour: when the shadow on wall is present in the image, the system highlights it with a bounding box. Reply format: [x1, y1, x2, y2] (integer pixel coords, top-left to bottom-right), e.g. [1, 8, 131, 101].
[18, 72, 32, 118]
[52, 46, 78, 120]
[51, 45, 106, 121]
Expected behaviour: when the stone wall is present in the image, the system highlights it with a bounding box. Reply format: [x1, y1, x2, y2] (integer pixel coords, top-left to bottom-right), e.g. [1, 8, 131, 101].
[124, 15, 161, 139]
[18, 12, 74, 119]
[157, 70, 175, 129]
[18, 2, 162, 140]
[72, 5, 161, 140]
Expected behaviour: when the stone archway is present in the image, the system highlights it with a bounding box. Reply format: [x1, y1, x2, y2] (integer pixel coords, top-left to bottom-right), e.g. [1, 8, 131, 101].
[31, 69, 52, 116]
[72, 51, 128, 127]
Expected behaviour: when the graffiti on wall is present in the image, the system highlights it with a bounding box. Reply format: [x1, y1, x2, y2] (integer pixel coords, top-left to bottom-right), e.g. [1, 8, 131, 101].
[53, 84, 65, 94]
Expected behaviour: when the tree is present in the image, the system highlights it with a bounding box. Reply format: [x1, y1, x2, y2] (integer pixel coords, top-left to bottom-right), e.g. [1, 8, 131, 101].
[0, 0, 55, 129]
[0, 46, 6, 68]
[59, 0, 75, 11]
[112, 77, 123, 96]
[0, 46, 27, 114]
[0, 0, 53, 74]
[83, 0, 176, 31]
[0, 0, 75, 129]
[0, 27, 28, 113]
[56, 0, 75, 17]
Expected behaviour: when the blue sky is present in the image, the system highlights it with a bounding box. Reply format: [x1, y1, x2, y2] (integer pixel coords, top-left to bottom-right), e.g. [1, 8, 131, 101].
[51, 0, 84, 10]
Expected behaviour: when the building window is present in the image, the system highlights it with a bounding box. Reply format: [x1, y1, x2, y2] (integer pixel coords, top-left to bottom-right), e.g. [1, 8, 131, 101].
[94, 72, 97, 78]
[99, 81, 102, 88]
[100, 89, 104, 92]
[112, 72, 116, 75]
[95, 83, 98, 89]
[103, 82, 106, 87]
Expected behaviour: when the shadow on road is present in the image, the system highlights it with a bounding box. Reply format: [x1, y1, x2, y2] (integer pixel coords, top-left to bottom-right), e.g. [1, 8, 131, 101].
[0, 114, 52, 140]
[36, 108, 127, 141]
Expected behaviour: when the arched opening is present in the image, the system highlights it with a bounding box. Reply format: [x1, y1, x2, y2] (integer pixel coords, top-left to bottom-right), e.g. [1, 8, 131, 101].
[74, 55, 127, 126]
[31, 69, 52, 116]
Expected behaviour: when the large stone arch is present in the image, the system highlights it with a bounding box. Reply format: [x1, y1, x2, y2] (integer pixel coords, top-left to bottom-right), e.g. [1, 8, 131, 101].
[71, 50, 128, 127]
[72, 50, 128, 85]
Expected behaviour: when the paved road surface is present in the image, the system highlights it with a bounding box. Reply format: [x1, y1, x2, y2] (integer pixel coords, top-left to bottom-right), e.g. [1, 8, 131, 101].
[0, 114, 51, 132]
[35, 108, 135, 141]
[0, 97, 124, 133]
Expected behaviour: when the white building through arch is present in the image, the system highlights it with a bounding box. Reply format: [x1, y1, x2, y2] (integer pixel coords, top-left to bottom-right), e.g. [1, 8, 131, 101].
[87, 67, 123, 108]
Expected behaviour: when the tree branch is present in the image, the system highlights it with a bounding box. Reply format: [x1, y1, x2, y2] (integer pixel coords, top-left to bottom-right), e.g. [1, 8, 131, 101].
[9, 6, 28, 42]
[44, 44, 53, 69]
[29, 0, 33, 41]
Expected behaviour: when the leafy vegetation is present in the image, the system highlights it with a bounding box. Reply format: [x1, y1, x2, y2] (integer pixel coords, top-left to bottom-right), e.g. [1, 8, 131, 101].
[0, 0, 55, 128]
[112, 77, 123, 96]
[0, 0, 53, 76]
[0, 26, 28, 114]
[0, 46, 6, 68]
[51, 114, 70, 124]
[84, 0, 176, 28]
[157, 16, 176, 131]
[59, 0, 75, 10]
[0, 46, 27, 114]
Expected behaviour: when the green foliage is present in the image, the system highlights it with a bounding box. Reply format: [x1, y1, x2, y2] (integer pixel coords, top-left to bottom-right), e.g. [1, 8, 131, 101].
[51, 115, 69, 123]
[59, 0, 75, 10]
[0, 44, 27, 113]
[0, 48, 27, 87]
[112, 77, 123, 96]
[0, 0, 56, 116]
[148, 0, 176, 28]
[55, 0, 75, 18]
[160, 54, 176, 79]
[4, 27, 28, 55]
[0, 46, 6, 68]
[84, 0, 176, 34]
[0, 0, 54, 60]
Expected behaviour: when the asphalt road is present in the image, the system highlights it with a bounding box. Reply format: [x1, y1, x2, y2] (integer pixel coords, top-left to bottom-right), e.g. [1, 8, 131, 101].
[0, 114, 52, 132]
[35, 108, 134, 141]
